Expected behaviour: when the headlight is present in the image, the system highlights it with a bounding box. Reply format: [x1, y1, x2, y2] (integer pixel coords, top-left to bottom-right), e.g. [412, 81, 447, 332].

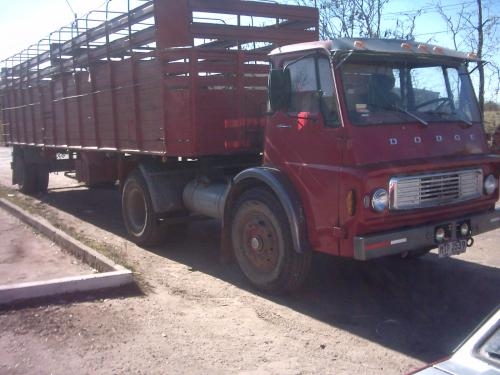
[484, 175, 498, 195]
[371, 189, 389, 212]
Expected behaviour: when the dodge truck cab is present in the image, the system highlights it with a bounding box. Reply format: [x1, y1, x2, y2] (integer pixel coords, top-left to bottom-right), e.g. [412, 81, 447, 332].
[265, 38, 500, 263]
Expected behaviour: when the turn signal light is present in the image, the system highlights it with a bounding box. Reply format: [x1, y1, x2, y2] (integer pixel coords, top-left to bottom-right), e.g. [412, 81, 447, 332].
[346, 190, 356, 217]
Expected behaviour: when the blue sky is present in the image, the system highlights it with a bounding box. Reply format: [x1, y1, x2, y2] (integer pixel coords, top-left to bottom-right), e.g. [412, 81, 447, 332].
[0, 0, 498, 100]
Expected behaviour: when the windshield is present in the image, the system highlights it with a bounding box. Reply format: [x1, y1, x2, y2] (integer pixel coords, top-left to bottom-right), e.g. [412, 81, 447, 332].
[340, 60, 481, 126]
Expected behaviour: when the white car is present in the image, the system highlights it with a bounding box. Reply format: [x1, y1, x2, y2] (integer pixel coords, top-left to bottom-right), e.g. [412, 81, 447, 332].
[411, 307, 500, 374]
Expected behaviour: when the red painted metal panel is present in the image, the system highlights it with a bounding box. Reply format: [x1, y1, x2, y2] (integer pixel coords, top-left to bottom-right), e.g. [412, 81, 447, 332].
[94, 64, 115, 148]
[74, 72, 85, 148]
[154, 0, 191, 50]
[64, 76, 80, 147]
[40, 84, 54, 145]
[16, 90, 26, 144]
[77, 73, 96, 147]
[28, 87, 36, 144]
[32, 88, 43, 145]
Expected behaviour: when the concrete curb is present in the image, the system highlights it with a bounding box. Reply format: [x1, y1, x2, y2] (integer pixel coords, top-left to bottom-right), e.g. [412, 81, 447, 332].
[0, 198, 134, 305]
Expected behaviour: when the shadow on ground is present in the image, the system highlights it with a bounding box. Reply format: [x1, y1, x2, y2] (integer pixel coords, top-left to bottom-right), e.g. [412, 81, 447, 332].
[38, 185, 500, 363]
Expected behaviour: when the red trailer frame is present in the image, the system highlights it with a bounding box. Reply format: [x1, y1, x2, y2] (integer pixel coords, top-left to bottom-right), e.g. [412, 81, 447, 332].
[1, 0, 318, 157]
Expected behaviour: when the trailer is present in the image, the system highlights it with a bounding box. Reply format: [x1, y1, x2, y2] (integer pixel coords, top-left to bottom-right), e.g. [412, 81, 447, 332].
[2, 0, 500, 293]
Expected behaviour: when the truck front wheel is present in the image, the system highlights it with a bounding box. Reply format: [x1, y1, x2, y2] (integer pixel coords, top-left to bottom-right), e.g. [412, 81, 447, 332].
[231, 187, 311, 293]
[122, 170, 164, 246]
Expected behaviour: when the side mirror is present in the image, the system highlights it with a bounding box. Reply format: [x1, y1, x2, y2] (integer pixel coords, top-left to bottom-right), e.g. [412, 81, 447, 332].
[268, 68, 291, 112]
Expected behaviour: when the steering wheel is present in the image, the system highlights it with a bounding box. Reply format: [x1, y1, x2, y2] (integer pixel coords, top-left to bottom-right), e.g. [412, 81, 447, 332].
[415, 97, 451, 110]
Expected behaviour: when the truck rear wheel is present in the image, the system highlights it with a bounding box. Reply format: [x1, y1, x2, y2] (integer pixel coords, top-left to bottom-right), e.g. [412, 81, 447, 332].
[122, 170, 164, 246]
[231, 187, 311, 293]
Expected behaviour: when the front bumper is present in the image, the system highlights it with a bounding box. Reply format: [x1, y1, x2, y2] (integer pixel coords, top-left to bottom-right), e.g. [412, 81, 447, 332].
[353, 208, 500, 260]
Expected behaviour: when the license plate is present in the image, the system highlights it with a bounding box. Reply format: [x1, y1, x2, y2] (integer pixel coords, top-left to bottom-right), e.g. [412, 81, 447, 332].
[438, 239, 467, 258]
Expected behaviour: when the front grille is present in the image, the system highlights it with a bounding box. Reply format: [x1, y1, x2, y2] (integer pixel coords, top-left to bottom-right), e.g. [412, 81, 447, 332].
[389, 169, 483, 210]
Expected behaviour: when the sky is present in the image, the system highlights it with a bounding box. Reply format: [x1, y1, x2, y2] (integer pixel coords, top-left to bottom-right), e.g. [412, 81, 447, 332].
[0, 0, 106, 61]
[0, 0, 498, 100]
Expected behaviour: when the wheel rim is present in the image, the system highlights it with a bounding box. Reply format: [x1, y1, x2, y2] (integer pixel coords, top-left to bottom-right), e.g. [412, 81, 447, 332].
[239, 209, 280, 274]
[126, 185, 147, 235]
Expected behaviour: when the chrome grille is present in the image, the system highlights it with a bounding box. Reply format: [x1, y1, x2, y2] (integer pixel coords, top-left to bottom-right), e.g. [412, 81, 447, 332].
[389, 169, 483, 210]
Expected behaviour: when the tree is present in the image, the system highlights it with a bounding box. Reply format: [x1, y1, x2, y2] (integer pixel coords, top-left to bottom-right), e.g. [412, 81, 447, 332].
[436, 0, 500, 114]
[295, 0, 391, 39]
[383, 10, 421, 40]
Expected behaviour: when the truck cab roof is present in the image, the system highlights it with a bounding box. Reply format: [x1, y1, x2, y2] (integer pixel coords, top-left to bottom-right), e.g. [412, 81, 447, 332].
[269, 38, 480, 63]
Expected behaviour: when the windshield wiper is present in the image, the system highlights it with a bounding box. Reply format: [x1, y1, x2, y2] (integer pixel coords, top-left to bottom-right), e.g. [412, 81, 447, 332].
[389, 104, 429, 126]
[425, 110, 473, 127]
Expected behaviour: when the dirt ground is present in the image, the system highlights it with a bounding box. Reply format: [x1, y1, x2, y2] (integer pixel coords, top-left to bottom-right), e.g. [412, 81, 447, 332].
[0, 208, 95, 285]
[0, 146, 499, 375]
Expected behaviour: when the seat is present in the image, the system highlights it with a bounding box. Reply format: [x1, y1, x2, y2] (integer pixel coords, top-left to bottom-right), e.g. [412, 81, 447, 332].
[367, 73, 400, 110]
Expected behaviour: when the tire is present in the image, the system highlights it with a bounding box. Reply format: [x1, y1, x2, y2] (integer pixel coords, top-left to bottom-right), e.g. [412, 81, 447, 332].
[16, 158, 38, 194]
[13, 148, 49, 194]
[121, 170, 164, 246]
[36, 164, 49, 193]
[231, 187, 312, 294]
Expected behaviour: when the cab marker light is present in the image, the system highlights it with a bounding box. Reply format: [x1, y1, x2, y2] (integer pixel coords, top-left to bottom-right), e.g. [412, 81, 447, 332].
[433, 46, 444, 54]
[354, 40, 365, 49]
[417, 44, 429, 53]
[400, 42, 411, 50]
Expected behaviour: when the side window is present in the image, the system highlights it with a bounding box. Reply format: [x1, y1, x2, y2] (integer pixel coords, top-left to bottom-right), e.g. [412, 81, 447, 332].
[287, 55, 339, 127]
[288, 56, 319, 114]
[446, 67, 480, 121]
[317, 57, 339, 127]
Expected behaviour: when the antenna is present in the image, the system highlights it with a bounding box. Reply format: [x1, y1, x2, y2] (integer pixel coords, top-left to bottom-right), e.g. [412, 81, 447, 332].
[64, 0, 77, 21]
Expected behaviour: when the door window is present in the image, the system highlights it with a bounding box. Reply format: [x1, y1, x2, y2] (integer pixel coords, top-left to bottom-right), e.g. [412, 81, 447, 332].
[287, 55, 339, 127]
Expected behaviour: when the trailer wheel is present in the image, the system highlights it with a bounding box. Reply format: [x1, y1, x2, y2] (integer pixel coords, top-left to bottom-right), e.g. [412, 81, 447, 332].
[15, 158, 38, 194]
[231, 187, 311, 293]
[122, 170, 164, 246]
[36, 165, 49, 193]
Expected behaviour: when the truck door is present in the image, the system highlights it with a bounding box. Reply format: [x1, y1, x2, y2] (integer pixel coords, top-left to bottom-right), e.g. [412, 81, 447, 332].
[265, 54, 345, 254]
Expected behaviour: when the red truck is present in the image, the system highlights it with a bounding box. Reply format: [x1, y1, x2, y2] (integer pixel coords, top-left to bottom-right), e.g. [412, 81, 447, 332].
[1, 0, 499, 293]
